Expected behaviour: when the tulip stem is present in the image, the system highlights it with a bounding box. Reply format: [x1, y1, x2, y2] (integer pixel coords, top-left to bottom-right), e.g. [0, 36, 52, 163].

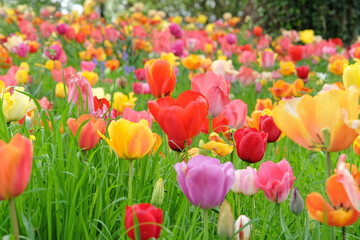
[296, 217, 302, 240]
[9, 198, 20, 240]
[326, 151, 332, 177]
[203, 209, 209, 240]
[342, 227, 346, 240]
[209, 118, 213, 134]
[128, 160, 133, 204]
[251, 196, 255, 240]
[184, 141, 189, 162]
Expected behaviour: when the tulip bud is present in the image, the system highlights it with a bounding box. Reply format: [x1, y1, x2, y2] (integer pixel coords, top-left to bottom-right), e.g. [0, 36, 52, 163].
[259, 115, 282, 142]
[231, 167, 259, 195]
[234, 215, 251, 240]
[217, 201, 234, 239]
[289, 187, 304, 215]
[56, 82, 67, 98]
[151, 178, 164, 207]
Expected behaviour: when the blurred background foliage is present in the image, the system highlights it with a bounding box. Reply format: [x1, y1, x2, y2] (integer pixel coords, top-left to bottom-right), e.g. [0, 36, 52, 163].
[4, 0, 360, 44]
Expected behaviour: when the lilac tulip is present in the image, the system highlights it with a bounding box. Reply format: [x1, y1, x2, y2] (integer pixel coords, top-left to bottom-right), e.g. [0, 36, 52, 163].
[175, 155, 235, 209]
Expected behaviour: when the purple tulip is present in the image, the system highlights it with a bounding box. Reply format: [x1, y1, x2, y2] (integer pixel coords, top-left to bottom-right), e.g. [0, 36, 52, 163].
[175, 155, 235, 209]
[172, 40, 184, 57]
[169, 23, 182, 38]
[226, 33, 237, 45]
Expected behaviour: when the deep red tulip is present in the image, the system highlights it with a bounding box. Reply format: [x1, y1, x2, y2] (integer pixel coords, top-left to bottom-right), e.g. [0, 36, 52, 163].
[234, 128, 268, 163]
[168, 138, 192, 152]
[148, 90, 209, 142]
[259, 115, 282, 142]
[289, 45, 303, 62]
[296, 65, 310, 80]
[134, 68, 146, 81]
[125, 203, 163, 240]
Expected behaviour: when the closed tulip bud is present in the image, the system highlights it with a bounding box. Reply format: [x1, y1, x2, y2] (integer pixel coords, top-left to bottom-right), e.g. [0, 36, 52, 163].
[15, 69, 28, 84]
[151, 178, 164, 207]
[217, 201, 234, 239]
[289, 187, 304, 215]
[234, 215, 251, 240]
[234, 128, 268, 163]
[55, 82, 67, 98]
[259, 115, 282, 142]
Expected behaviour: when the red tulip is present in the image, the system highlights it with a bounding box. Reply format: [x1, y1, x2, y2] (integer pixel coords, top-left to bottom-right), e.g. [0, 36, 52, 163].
[145, 59, 176, 98]
[148, 90, 209, 142]
[168, 138, 192, 152]
[0, 134, 33, 200]
[125, 203, 163, 240]
[191, 71, 231, 119]
[296, 66, 310, 80]
[234, 128, 268, 163]
[201, 113, 229, 134]
[289, 45, 303, 62]
[252, 26, 263, 37]
[259, 115, 281, 142]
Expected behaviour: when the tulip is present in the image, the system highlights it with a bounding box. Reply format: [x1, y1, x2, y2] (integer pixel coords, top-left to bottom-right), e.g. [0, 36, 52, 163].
[15, 69, 28, 84]
[125, 203, 163, 240]
[329, 58, 349, 76]
[1, 87, 35, 123]
[254, 159, 295, 204]
[168, 138, 192, 152]
[299, 29, 314, 44]
[55, 82, 67, 98]
[222, 99, 247, 129]
[296, 65, 310, 80]
[234, 128, 268, 163]
[343, 62, 360, 89]
[261, 50, 275, 69]
[231, 167, 259, 196]
[272, 88, 359, 152]
[122, 107, 153, 128]
[112, 92, 137, 113]
[191, 71, 231, 119]
[226, 33, 237, 45]
[151, 178, 164, 207]
[234, 215, 251, 240]
[255, 98, 272, 111]
[217, 201, 234, 239]
[279, 61, 295, 76]
[289, 45, 303, 62]
[67, 114, 106, 151]
[93, 96, 116, 119]
[181, 54, 202, 70]
[145, 59, 176, 98]
[56, 23, 68, 35]
[148, 90, 209, 143]
[68, 75, 94, 114]
[211, 60, 239, 83]
[44, 44, 62, 60]
[172, 40, 184, 57]
[200, 137, 233, 157]
[252, 26, 263, 37]
[289, 187, 304, 215]
[259, 115, 282, 142]
[353, 136, 360, 156]
[175, 155, 234, 209]
[169, 23, 182, 38]
[133, 68, 146, 81]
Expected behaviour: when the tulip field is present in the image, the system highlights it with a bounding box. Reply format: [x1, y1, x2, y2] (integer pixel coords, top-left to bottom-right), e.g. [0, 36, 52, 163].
[2, 2, 360, 240]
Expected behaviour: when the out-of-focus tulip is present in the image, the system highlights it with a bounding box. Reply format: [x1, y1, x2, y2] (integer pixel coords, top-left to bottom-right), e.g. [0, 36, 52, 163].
[217, 201, 234, 239]
[254, 159, 295, 204]
[212, 60, 239, 83]
[172, 40, 184, 57]
[329, 58, 348, 76]
[15, 69, 28, 84]
[169, 23, 182, 38]
[145, 59, 176, 98]
[134, 68, 146, 81]
[296, 65, 310, 80]
[0, 134, 33, 200]
[289, 45, 303, 62]
[353, 136, 360, 156]
[44, 44, 61, 60]
[272, 88, 359, 152]
[151, 178, 164, 207]
[125, 203, 163, 240]
[175, 155, 234, 209]
[226, 33, 237, 45]
[1, 87, 35, 122]
[252, 26, 263, 37]
[122, 107, 153, 128]
[279, 61, 295, 76]
[181, 54, 202, 70]
[289, 187, 304, 215]
[343, 62, 360, 89]
[234, 128, 268, 163]
[299, 29, 314, 44]
[234, 215, 251, 240]
[231, 167, 260, 196]
[222, 99, 247, 129]
[255, 98, 272, 111]
[55, 82, 67, 98]
[261, 50, 275, 69]
[148, 90, 208, 143]
[259, 115, 282, 142]
[99, 119, 155, 160]
[67, 114, 106, 151]
[191, 71, 230, 119]
[68, 75, 94, 114]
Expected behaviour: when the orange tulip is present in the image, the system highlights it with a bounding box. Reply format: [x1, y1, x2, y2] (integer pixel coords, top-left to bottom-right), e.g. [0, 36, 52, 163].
[67, 114, 106, 151]
[0, 134, 33, 200]
[145, 59, 176, 98]
[306, 174, 359, 226]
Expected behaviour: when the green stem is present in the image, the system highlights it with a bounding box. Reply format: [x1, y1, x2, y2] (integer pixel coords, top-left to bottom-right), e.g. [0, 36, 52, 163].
[209, 118, 213, 134]
[230, 147, 235, 164]
[326, 151, 332, 177]
[342, 227, 346, 240]
[184, 141, 189, 162]
[251, 196, 256, 240]
[296, 217, 302, 240]
[128, 160, 133, 204]
[237, 194, 241, 217]
[9, 198, 20, 240]
[203, 209, 209, 240]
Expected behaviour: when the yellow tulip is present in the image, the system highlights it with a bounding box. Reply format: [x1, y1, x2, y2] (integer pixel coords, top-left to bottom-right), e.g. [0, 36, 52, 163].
[98, 119, 155, 160]
[19, 62, 29, 72]
[160, 52, 179, 66]
[15, 69, 28, 84]
[181, 54, 202, 70]
[329, 58, 348, 76]
[81, 71, 99, 86]
[273, 88, 359, 152]
[280, 61, 295, 76]
[55, 82, 67, 98]
[299, 29, 314, 44]
[172, 16, 182, 25]
[197, 14, 207, 24]
[1, 87, 35, 122]
[112, 92, 137, 113]
[343, 62, 360, 89]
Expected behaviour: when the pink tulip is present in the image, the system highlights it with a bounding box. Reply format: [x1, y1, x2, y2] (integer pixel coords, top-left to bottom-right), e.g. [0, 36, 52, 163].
[122, 107, 153, 128]
[132, 82, 151, 95]
[172, 40, 184, 57]
[169, 23, 182, 38]
[238, 66, 257, 86]
[231, 167, 259, 195]
[211, 60, 238, 83]
[261, 51, 275, 69]
[56, 23, 68, 35]
[16, 43, 29, 58]
[0, 66, 18, 87]
[45, 44, 62, 60]
[254, 159, 295, 203]
[222, 99, 247, 129]
[104, 26, 118, 42]
[51, 66, 77, 85]
[238, 51, 257, 66]
[226, 33, 237, 45]
[68, 75, 94, 114]
[191, 71, 231, 119]
[81, 61, 97, 72]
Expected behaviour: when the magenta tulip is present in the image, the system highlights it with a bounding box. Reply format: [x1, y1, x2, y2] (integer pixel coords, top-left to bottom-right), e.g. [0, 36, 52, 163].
[175, 155, 234, 209]
[191, 71, 231, 119]
[254, 159, 295, 204]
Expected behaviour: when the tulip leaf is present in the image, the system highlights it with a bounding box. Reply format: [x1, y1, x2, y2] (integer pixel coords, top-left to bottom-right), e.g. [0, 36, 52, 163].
[279, 207, 293, 239]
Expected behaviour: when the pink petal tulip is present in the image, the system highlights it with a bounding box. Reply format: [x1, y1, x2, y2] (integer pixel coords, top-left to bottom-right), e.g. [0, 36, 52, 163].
[122, 107, 153, 128]
[211, 60, 239, 83]
[51, 66, 77, 85]
[254, 159, 295, 203]
[68, 75, 94, 114]
[222, 99, 247, 129]
[0, 66, 18, 87]
[81, 61, 97, 72]
[231, 167, 260, 196]
[261, 51, 275, 69]
[45, 44, 62, 60]
[0, 134, 33, 200]
[175, 155, 235, 209]
[191, 71, 231, 119]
